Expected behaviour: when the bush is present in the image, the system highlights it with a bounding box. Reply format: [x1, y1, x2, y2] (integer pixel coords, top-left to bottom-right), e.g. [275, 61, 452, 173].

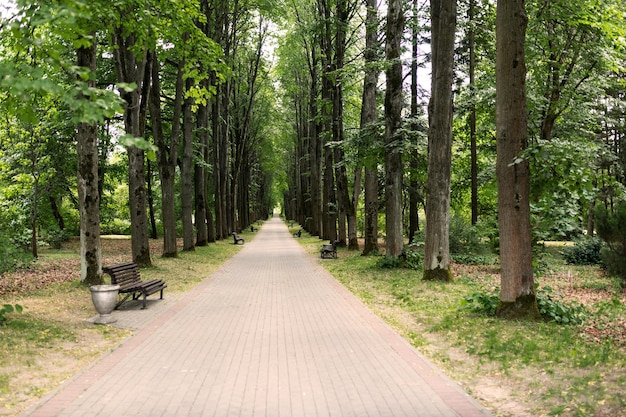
[560, 237, 603, 265]
[43, 226, 70, 249]
[594, 202, 626, 284]
[376, 244, 423, 271]
[449, 215, 481, 254]
[0, 238, 34, 274]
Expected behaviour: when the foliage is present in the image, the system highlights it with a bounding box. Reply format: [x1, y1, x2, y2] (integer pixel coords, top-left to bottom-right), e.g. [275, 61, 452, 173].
[0, 232, 34, 274]
[0, 304, 23, 326]
[526, 139, 602, 240]
[460, 285, 587, 325]
[560, 237, 604, 266]
[449, 215, 482, 254]
[376, 243, 423, 270]
[594, 202, 626, 283]
[460, 288, 500, 316]
[536, 286, 587, 325]
[452, 253, 497, 265]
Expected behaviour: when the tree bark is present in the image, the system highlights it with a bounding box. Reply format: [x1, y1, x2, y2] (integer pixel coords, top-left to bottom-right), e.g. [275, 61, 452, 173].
[149, 52, 181, 258]
[495, 0, 540, 319]
[77, 42, 102, 285]
[384, 0, 405, 259]
[424, 0, 456, 281]
[195, 98, 209, 247]
[181, 76, 195, 251]
[362, 0, 380, 256]
[113, 28, 151, 266]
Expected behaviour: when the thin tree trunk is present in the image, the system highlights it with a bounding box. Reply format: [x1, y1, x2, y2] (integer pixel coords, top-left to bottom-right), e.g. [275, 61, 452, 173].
[182, 76, 195, 251]
[195, 101, 209, 247]
[149, 51, 182, 258]
[469, 0, 478, 225]
[77, 42, 102, 285]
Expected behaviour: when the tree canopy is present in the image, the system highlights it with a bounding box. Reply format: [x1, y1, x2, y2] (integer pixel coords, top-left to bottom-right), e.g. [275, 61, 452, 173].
[1, 0, 626, 309]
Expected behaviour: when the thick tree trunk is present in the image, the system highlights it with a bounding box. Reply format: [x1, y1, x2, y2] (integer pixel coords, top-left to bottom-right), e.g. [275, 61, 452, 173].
[362, 0, 380, 256]
[495, 0, 540, 319]
[424, 0, 456, 281]
[384, 0, 405, 259]
[77, 42, 102, 285]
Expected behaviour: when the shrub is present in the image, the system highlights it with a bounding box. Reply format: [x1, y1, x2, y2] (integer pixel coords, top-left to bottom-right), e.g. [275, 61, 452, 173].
[0, 238, 34, 274]
[449, 215, 481, 254]
[560, 237, 603, 265]
[594, 202, 626, 284]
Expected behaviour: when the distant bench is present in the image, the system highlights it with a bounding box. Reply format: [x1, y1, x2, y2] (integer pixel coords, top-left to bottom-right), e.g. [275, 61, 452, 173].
[102, 262, 167, 309]
[320, 241, 338, 259]
[232, 232, 245, 245]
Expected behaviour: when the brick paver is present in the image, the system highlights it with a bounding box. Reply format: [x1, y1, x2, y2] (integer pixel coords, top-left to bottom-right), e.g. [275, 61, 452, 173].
[23, 217, 494, 417]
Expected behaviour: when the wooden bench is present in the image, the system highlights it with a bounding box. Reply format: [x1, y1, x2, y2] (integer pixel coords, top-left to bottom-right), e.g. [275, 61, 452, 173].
[102, 262, 166, 309]
[232, 232, 245, 245]
[320, 241, 338, 259]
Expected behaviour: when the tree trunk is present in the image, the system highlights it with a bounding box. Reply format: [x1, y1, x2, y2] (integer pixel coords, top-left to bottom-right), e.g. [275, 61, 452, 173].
[384, 0, 405, 259]
[146, 161, 158, 239]
[149, 52, 180, 258]
[423, 0, 456, 281]
[362, 0, 380, 256]
[113, 29, 151, 266]
[181, 76, 195, 251]
[76, 42, 102, 285]
[195, 100, 209, 247]
[408, 0, 421, 244]
[495, 0, 540, 319]
[469, 0, 478, 225]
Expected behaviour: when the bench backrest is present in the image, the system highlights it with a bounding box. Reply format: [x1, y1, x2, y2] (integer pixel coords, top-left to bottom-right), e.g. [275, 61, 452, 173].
[103, 262, 142, 291]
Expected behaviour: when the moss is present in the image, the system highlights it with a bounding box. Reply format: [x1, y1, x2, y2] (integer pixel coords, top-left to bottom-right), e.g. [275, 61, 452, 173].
[423, 267, 454, 282]
[496, 293, 542, 320]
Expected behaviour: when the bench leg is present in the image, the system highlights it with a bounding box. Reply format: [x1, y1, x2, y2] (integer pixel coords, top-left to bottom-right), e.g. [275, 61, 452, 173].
[142, 294, 147, 309]
[160, 289, 164, 300]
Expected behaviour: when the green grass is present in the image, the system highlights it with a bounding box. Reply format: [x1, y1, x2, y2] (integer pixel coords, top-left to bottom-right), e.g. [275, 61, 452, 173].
[0, 231, 255, 416]
[295, 233, 626, 416]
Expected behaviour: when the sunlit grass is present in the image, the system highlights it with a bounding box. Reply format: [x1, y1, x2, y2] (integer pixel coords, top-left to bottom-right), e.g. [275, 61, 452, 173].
[294, 230, 626, 416]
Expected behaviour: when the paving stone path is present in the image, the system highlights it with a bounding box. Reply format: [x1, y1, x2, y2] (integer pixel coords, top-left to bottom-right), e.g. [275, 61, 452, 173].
[23, 216, 493, 417]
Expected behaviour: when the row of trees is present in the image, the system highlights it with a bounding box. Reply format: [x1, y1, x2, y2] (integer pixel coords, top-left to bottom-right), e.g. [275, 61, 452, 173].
[1, 0, 625, 318]
[0, 0, 282, 283]
[277, 0, 625, 317]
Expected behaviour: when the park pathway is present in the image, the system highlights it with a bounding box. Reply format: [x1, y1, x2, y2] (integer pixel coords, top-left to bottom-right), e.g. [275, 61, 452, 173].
[24, 216, 493, 417]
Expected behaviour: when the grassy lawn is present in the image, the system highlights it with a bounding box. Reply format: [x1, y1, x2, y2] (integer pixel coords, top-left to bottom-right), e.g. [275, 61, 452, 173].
[292, 227, 626, 417]
[0, 231, 255, 416]
[1, 222, 625, 417]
